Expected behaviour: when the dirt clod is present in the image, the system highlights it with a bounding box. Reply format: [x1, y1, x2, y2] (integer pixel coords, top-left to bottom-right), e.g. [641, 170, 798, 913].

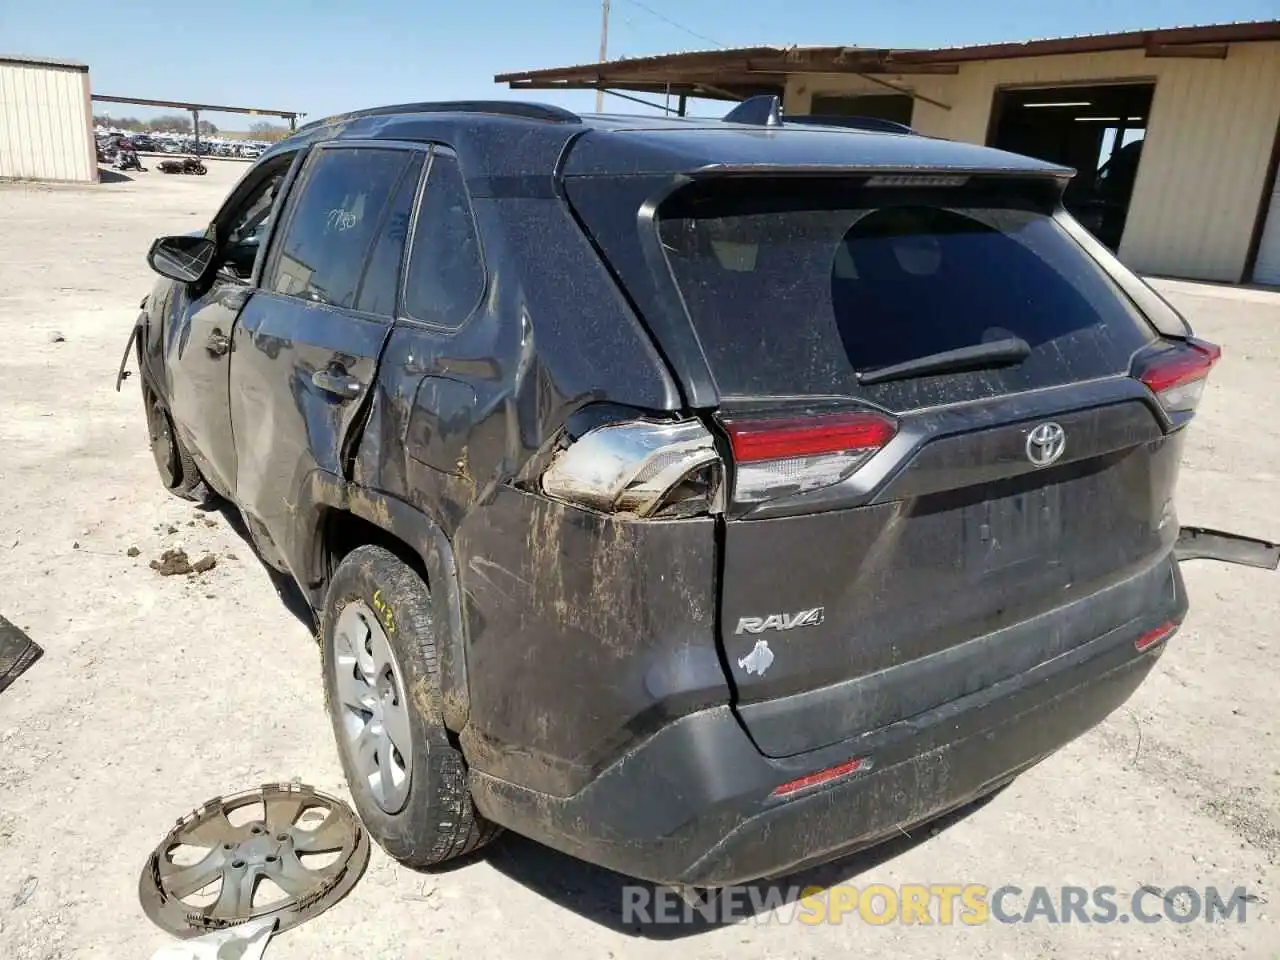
[202, 518, 217, 528]
[191, 554, 217, 574]
[165, 525, 178, 535]
[150, 549, 191, 576]
[125, 546, 140, 558]
[48, 331, 64, 344]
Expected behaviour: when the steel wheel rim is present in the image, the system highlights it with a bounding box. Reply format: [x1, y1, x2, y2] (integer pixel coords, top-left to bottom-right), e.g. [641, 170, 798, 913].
[332, 600, 413, 814]
[139, 783, 369, 937]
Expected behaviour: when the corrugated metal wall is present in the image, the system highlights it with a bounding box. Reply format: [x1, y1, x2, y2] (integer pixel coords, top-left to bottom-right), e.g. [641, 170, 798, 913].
[1253, 175, 1280, 284]
[784, 42, 1280, 282]
[0, 61, 96, 183]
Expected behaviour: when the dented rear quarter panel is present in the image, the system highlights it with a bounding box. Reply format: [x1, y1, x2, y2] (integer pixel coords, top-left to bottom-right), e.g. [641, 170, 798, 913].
[454, 489, 724, 797]
[351, 171, 703, 788]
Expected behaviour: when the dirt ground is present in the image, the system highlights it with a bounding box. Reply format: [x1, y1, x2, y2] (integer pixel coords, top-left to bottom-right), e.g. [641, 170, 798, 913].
[0, 163, 1277, 959]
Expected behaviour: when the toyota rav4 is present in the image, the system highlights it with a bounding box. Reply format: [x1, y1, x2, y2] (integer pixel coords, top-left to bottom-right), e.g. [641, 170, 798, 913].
[121, 98, 1263, 889]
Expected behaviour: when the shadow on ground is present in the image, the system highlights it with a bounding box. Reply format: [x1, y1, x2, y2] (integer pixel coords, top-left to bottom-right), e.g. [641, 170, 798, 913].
[97, 168, 134, 184]
[470, 792, 1001, 939]
[204, 499, 316, 631]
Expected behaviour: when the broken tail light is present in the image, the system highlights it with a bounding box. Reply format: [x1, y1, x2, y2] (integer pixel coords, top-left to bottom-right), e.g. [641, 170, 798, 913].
[722, 411, 898, 504]
[540, 419, 723, 518]
[1135, 338, 1221, 415]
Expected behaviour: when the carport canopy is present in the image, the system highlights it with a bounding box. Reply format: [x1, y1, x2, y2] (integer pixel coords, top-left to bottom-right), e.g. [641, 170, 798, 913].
[496, 20, 1280, 103]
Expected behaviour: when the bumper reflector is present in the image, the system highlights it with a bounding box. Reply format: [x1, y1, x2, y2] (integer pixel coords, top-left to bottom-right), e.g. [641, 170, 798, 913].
[1135, 621, 1178, 653]
[771, 756, 869, 798]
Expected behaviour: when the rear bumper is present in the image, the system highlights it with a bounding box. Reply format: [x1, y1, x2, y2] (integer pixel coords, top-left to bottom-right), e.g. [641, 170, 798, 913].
[471, 599, 1181, 887]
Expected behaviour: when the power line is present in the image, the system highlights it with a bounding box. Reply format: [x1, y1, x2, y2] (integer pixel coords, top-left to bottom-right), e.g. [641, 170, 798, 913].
[616, 0, 726, 49]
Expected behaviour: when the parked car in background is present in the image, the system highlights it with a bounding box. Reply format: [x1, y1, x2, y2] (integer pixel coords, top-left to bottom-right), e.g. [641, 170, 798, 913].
[122, 99, 1269, 893]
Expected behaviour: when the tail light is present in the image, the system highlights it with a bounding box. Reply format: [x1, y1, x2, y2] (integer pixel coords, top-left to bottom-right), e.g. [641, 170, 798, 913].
[541, 419, 723, 518]
[722, 411, 898, 504]
[1135, 338, 1221, 415]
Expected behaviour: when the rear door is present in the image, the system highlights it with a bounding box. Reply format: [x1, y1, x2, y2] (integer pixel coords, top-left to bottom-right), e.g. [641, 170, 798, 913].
[652, 175, 1201, 757]
[228, 143, 425, 575]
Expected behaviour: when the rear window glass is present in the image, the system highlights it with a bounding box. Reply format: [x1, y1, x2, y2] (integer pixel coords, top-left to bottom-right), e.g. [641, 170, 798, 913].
[657, 178, 1155, 409]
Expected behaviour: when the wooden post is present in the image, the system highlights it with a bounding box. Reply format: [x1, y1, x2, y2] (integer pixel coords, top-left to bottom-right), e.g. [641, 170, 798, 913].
[595, 0, 610, 113]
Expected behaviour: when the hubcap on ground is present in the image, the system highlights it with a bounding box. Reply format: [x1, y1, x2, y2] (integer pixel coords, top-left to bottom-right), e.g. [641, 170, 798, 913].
[139, 783, 369, 937]
[332, 601, 413, 813]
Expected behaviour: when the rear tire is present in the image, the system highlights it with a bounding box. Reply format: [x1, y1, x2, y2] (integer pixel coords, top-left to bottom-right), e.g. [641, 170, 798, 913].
[142, 384, 210, 503]
[321, 545, 500, 867]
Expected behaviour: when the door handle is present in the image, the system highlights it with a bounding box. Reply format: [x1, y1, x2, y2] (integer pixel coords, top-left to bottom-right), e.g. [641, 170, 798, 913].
[312, 366, 363, 400]
[206, 330, 231, 357]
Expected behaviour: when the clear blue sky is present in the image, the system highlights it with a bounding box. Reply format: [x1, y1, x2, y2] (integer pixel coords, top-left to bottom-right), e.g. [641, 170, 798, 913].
[5, 0, 1277, 127]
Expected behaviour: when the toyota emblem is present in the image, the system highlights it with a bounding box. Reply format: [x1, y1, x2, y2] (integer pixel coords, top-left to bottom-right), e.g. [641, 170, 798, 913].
[1025, 422, 1066, 467]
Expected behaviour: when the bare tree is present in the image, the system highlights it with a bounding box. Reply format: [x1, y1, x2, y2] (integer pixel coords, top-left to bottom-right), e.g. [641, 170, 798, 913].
[148, 114, 193, 134]
[95, 115, 145, 131]
[248, 121, 291, 143]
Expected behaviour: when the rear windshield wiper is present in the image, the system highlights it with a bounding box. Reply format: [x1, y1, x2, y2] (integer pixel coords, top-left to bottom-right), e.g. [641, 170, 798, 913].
[856, 337, 1031, 386]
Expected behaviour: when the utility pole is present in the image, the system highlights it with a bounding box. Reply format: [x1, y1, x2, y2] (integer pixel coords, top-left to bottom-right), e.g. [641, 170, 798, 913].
[596, 0, 610, 113]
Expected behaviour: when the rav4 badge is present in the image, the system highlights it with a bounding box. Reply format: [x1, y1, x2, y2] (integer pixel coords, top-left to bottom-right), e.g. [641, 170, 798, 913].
[735, 607, 825, 635]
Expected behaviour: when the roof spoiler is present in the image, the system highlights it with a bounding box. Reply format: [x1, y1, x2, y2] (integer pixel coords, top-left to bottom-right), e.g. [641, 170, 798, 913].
[723, 95, 918, 135]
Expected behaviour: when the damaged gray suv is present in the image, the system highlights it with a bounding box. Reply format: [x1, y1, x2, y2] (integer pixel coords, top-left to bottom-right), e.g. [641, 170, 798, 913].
[122, 97, 1273, 890]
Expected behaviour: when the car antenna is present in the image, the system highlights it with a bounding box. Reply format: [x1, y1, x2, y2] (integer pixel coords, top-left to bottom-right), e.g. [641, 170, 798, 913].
[723, 94, 782, 127]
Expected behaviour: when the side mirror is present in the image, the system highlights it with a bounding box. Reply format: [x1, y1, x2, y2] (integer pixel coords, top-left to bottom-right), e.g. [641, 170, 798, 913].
[147, 235, 216, 284]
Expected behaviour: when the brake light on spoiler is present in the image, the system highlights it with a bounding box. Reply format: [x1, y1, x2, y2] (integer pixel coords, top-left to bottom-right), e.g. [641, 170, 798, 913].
[1135, 338, 1221, 415]
[723, 411, 898, 504]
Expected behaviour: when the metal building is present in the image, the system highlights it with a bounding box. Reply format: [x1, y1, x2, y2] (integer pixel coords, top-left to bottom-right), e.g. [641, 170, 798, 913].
[499, 21, 1280, 285]
[0, 54, 96, 184]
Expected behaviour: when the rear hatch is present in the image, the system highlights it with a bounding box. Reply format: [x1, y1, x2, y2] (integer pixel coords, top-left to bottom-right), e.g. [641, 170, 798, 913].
[568, 169, 1212, 758]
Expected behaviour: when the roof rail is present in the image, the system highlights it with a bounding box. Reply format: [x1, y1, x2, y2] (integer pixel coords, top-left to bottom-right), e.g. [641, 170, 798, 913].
[723, 95, 782, 127]
[297, 100, 581, 133]
[715, 98, 919, 136]
[787, 115, 918, 135]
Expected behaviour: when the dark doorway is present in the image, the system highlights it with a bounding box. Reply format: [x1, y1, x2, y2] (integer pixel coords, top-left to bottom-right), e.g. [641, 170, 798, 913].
[811, 93, 915, 127]
[989, 83, 1154, 251]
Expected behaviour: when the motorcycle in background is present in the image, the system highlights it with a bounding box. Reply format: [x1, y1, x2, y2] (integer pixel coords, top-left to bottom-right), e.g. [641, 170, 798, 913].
[157, 156, 207, 175]
[115, 148, 146, 173]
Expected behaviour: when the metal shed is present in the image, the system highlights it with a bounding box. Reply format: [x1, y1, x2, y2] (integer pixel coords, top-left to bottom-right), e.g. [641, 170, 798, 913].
[499, 21, 1280, 285]
[0, 54, 96, 183]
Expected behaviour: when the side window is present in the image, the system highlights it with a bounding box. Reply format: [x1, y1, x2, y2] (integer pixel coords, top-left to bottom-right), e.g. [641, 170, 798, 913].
[403, 152, 486, 328]
[354, 153, 424, 316]
[216, 157, 293, 282]
[266, 147, 412, 309]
